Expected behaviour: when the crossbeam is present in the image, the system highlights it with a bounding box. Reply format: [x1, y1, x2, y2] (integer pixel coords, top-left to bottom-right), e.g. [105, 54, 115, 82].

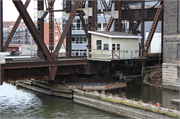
[13, 0, 54, 61]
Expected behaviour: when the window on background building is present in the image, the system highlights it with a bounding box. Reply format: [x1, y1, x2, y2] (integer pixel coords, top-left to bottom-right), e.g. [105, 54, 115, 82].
[55, 24, 58, 28]
[117, 44, 120, 50]
[76, 37, 79, 44]
[55, 30, 58, 34]
[72, 37, 75, 43]
[103, 44, 109, 50]
[103, 23, 107, 30]
[80, 37, 83, 44]
[112, 44, 115, 50]
[98, 23, 101, 30]
[84, 37, 87, 43]
[96, 40, 102, 50]
[55, 36, 58, 40]
[77, 19, 80, 30]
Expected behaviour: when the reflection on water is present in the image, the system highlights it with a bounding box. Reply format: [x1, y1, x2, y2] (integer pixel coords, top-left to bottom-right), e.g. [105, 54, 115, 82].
[116, 84, 179, 110]
[0, 83, 120, 118]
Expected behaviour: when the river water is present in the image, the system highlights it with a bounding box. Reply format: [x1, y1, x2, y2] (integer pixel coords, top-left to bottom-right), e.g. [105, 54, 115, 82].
[115, 84, 180, 110]
[0, 82, 179, 118]
[0, 83, 120, 118]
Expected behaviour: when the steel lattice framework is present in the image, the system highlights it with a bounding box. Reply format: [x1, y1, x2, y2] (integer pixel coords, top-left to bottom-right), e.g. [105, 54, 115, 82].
[0, 0, 163, 85]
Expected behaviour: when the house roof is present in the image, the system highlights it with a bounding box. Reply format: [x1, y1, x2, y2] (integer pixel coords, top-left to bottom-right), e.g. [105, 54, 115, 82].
[88, 31, 142, 39]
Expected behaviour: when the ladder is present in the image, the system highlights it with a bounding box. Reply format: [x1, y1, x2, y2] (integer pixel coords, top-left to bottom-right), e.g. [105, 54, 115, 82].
[143, 1, 163, 56]
[105, 16, 114, 31]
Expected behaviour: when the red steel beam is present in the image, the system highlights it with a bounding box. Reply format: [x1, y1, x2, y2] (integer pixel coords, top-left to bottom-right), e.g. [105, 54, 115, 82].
[13, 1, 54, 61]
[3, 0, 30, 52]
[2, 59, 87, 69]
[54, 0, 81, 57]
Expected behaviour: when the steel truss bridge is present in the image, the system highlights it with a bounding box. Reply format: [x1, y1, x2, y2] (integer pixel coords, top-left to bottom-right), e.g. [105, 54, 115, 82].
[0, 0, 163, 85]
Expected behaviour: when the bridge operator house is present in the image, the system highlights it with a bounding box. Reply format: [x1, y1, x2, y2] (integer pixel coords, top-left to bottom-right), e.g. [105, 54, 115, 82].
[88, 31, 142, 61]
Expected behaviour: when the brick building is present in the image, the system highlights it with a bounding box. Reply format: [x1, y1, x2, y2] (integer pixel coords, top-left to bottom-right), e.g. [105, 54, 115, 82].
[3, 21, 62, 47]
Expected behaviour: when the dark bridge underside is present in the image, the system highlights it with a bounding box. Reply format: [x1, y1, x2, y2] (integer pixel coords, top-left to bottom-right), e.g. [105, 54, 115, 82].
[2, 54, 162, 84]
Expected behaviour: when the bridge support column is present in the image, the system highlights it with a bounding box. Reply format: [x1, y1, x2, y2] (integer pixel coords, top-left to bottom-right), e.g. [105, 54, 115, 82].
[0, 1, 3, 85]
[49, 66, 57, 80]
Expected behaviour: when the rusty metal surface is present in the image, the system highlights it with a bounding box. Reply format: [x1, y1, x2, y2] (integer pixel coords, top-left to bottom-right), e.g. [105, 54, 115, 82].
[114, 1, 121, 32]
[13, 1, 54, 61]
[48, 0, 55, 52]
[141, 1, 145, 54]
[2, 59, 88, 69]
[65, 0, 72, 57]
[79, 11, 91, 45]
[144, 1, 163, 56]
[3, 0, 31, 52]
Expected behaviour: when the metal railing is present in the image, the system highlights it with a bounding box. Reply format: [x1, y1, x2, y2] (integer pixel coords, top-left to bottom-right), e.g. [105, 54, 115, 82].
[87, 49, 139, 61]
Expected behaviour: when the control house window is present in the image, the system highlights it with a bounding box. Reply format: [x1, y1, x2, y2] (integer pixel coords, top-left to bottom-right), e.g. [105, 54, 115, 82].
[103, 44, 109, 50]
[117, 44, 120, 50]
[96, 40, 102, 50]
[112, 44, 115, 50]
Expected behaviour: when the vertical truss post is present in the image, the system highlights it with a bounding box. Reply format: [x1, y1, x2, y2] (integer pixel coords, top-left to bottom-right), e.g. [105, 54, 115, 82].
[114, 1, 121, 32]
[0, 1, 2, 52]
[37, 0, 44, 57]
[141, 1, 145, 56]
[0, 1, 3, 85]
[48, 0, 55, 53]
[88, 0, 97, 50]
[65, 1, 72, 56]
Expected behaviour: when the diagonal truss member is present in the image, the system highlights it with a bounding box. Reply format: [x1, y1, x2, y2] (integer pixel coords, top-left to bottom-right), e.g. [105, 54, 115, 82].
[13, 0, 54, 61]
[144, 1, 163, 56]
[3, 0, 31, 52]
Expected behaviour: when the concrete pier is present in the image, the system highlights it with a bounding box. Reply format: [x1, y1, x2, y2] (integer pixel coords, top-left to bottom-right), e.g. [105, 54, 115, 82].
[16, 80, 72, 98]
[73, 89, 180, 119]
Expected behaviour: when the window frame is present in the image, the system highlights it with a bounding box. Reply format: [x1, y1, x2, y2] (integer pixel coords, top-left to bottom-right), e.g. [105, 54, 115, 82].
[103, 44, 109, 50]
[96, 40, 102, 50]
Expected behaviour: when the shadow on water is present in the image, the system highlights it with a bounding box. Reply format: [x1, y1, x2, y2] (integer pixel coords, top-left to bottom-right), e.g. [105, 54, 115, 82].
[113, 84, 179, 110]
[0, 83, 123, 118]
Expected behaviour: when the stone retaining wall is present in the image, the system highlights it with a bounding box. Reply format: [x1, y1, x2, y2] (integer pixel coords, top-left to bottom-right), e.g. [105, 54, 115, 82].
[162, 63, 180, 90]
[73, 89, 180, 119]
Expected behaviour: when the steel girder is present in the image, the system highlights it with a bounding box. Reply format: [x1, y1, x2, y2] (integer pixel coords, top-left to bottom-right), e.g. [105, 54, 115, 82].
[37, 0, 44, 58]
[141, 1, 145, 54]
[2, 59, 88, 69]
[13, 1, 54, 61]
[114, 1, 121, 32]
[54, 0, 81, 57]
[3, 0, 31, 52]
[0, 1, 2, 85]
[65, 0, 72, 57]
[48, 0, 55, 52]
[87, 0, 97, 50]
